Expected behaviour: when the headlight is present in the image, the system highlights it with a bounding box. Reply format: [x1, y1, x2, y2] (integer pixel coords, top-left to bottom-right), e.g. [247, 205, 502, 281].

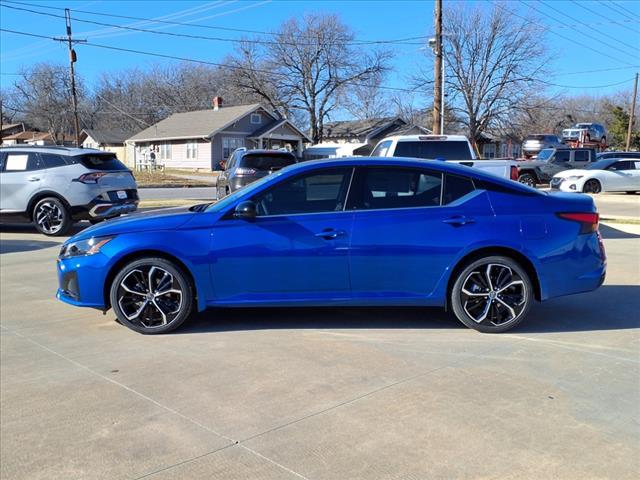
[566, 175, 584, 181]
[60, 237, 114, 258]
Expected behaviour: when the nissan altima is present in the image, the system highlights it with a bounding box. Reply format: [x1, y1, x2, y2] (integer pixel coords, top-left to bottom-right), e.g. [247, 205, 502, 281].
[57, 158, 606, 334]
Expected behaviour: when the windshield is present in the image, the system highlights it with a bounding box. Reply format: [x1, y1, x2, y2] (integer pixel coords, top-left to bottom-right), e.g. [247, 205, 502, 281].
[239, 153, 296, 170]
[587, 159, 616, 170]
[536, 149, 554, 161]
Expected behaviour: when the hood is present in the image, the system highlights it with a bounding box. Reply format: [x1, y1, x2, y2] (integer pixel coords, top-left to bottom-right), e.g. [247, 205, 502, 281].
[70, 206, 198, 242]
[553, 169, 591, 178]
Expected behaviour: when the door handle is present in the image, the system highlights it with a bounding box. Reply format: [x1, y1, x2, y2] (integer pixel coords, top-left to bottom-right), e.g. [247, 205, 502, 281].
[314, 229, 346, 239]
[27, 176, 40, 182]
[443, 215, 475, 226]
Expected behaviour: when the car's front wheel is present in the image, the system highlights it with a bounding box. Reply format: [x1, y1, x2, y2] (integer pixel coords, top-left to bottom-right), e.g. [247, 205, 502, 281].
[518, 173, 537, 187]
[583, 179, 601, 194]
[450, 256, 533, 333]
[110, 257, 194, 334]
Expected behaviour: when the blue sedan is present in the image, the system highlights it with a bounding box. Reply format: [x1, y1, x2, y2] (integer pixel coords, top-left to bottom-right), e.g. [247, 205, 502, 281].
[57, 158, 606, 334]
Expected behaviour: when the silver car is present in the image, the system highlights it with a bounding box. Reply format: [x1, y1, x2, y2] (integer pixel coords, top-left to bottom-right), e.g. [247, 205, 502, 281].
[521, 134, 564, 159]
[0, 146, 138, 236]
[562, 123, 607, 145]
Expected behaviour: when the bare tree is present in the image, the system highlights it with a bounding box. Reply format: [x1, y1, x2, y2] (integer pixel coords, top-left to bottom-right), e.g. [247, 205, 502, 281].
[6, 63, 87, 143]
[343, 73, 391, 120]
[227, 14, 390, 143]
[416, 2, 547, 151]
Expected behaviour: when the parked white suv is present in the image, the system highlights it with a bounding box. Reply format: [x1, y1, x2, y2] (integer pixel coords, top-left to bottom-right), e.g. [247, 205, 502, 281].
[371, 135, 519, 181]
[0, 146, 138, 236]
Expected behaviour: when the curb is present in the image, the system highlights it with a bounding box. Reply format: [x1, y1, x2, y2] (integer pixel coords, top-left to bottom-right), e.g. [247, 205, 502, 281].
[137, 184, 214, 189]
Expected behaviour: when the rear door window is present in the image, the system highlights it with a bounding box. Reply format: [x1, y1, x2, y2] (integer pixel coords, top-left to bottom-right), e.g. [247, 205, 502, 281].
[442, 174, 475, 205]
[3, 152, 42, 171]
[573, 150, 589, 163]
[239, 153, 296, 171]
[75, 154, 128, 171]
[393, 141, 472, 160]
[609, 161, 634, 171]
[40, 153, 69, 169]
[349, 167, 442, 210]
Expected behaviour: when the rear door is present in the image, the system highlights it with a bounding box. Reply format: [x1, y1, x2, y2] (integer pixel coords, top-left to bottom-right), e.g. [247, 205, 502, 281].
[571, 150, 591, 169]
[608, 161, 639, 191]
[347, 166, 492, 301]
[0, 152, 46, 213]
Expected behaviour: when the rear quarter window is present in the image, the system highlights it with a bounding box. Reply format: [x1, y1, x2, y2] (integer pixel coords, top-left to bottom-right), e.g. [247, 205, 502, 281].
[443, 174, 475, 205]
[40, 153, 69, 168]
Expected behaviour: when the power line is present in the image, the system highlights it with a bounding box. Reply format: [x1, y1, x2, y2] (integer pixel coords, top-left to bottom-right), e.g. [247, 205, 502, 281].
[499, 1, 635, 66]
[539, 77, 636, 89]
[569, 0, 639, 34]
[600, 0, 639, 21]
[537, 0, 638, 54]
[0, 28, 422, 94]
[0, 1, 427, 46]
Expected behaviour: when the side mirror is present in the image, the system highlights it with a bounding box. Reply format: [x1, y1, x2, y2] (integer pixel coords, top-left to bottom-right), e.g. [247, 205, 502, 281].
[233, 201, 257, 220]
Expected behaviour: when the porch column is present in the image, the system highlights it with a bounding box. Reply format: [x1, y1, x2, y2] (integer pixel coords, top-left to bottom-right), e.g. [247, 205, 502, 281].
[297, 139, 303, 158]
[258, 138, 263, 149]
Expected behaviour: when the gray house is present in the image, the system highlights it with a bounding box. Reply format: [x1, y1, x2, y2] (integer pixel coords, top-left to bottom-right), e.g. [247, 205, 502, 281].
[126, 101, 310, 170]
[322, 116, 430, 155]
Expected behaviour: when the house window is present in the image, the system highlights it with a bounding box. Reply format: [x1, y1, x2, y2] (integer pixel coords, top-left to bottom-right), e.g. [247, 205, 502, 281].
[159, 143, 171, 161]
[186, 141, 198, 160]
[482, 143, 496, 159]
[222, 137, 244, 159]
[250, 113, 262, 125]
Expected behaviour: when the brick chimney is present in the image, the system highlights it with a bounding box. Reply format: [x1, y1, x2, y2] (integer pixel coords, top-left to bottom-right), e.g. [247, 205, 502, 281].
[212, 96, 223, 111]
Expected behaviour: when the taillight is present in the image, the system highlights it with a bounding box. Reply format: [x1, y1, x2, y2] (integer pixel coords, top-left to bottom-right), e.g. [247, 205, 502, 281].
[510, 165, 519, 181]
[557, 212, 599, 234]
[75, 172, 108, 184]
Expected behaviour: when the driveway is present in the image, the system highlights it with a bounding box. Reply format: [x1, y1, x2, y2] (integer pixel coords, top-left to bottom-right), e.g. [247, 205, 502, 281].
[0, 223, 639, 479]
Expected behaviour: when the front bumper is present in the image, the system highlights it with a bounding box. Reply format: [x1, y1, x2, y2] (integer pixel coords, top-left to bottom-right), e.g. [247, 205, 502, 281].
[56, 253, 111, 309]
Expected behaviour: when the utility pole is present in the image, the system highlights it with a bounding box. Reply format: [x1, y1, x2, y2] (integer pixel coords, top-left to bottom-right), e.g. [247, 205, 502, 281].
[432, 0, 443, 135]
[626, 72, 638, 151]
[55, 9, 85, 147]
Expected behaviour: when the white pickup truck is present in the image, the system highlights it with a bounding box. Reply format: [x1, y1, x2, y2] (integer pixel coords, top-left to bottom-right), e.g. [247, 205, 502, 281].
[371, 135, 519, 181]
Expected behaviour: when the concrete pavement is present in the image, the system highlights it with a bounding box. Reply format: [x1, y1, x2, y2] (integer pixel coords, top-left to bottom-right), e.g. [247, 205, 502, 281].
[0, 222, 638, 479]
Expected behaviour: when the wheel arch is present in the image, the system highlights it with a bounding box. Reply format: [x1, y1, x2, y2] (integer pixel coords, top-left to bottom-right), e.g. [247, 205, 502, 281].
[27, 191, 71, 221]
[103, 249, 200, 311]
[445, 246, 542, 309]
[518, 168, 540, 182]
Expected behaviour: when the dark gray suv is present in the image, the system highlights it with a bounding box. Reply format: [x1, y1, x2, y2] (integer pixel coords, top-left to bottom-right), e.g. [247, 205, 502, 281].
[0, 146, 138, 235]
[216, 149, 297, 198]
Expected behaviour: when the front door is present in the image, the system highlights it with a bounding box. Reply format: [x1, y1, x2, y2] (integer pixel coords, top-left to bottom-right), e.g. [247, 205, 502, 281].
[210, 167, 354, 303]
[347, 167, 491, 301]
[0, 152, 46, 213]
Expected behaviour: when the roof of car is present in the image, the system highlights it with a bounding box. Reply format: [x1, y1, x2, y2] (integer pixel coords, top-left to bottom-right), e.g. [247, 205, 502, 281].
[378, 134, 470, 142]
[0, 146, 107, 156]
[240, 149, 295, 156]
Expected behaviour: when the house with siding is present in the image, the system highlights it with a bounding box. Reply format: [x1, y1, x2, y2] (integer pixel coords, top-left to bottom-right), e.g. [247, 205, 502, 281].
[126, 99, 310, 170]
[322, 116, 431, 156]
[82, 128, 136, 166]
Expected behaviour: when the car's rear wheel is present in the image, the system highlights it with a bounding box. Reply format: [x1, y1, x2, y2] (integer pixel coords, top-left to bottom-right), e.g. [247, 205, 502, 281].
[110, 257, 194, 334]
[518, 173, 537, 187]
[32, 197, 72, 236]
[450, 256, 533, 333]
[583, 179, 601, 194]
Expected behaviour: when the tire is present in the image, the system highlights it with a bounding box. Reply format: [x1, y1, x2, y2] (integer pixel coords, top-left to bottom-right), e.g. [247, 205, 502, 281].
[110, 257, 194, 334]
[32, 197, 72, 236]
[583, 179, 602, 194]
[518, 172, 537, 187]
[450, 256, 533, 333]
[626, 191, 638, 195]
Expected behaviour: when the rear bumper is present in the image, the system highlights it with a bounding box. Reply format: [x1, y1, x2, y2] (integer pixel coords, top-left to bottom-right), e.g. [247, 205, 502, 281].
[71, 190, 139, 220]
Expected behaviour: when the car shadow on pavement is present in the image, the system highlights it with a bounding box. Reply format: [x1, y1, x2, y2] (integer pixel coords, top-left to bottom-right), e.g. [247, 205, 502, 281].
[599, 224, 640, 239]
[0, 239, 62, 254]
[176, 284, 640, 335]
[179, 306, 464, 334]
[0, 223, 88, 237]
